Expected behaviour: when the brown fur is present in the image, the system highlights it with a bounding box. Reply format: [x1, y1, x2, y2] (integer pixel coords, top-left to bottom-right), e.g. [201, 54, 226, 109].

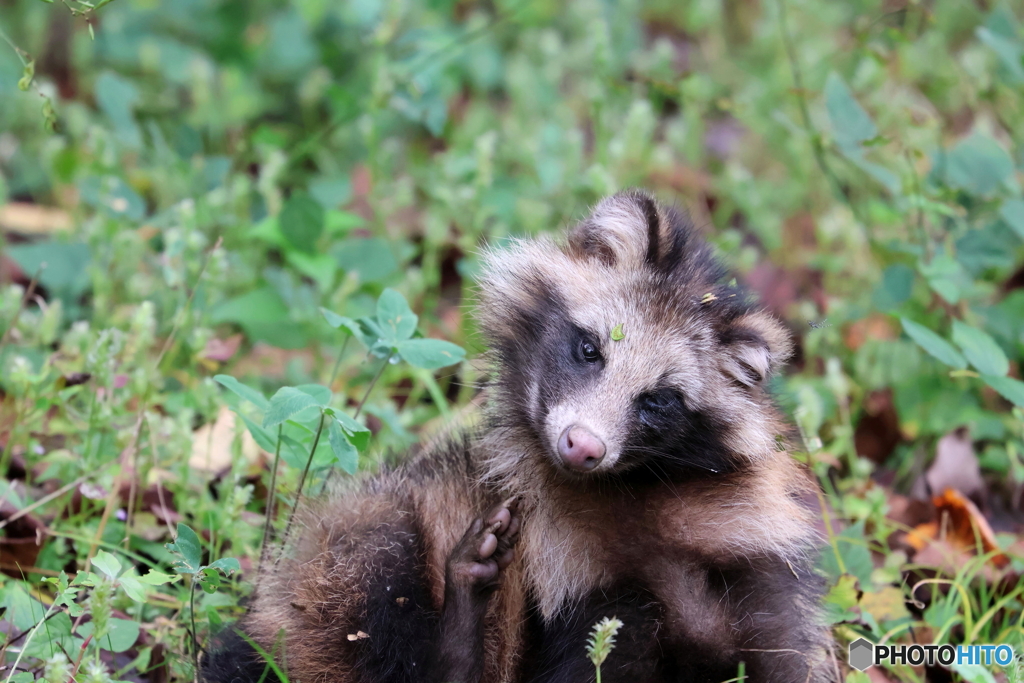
[230, 190, 831, 683]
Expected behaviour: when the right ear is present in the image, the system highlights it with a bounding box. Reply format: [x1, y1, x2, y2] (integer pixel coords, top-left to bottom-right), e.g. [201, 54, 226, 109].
[717, 311, 793, 387]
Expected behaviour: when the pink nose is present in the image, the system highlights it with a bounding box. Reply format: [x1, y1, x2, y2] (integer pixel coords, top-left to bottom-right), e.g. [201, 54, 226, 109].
[557, 426, 606, 472]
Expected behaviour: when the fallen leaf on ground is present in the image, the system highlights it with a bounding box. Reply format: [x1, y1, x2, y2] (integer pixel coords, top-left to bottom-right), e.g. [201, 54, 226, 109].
[0, 202, 72, 234]
[189, 406, 262, 473]
[907, 488, 1009, 570]
[911, 427, 984, 504]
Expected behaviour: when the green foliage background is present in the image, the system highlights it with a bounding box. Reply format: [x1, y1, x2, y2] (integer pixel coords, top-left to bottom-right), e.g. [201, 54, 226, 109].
[1, 0, 1024, 681]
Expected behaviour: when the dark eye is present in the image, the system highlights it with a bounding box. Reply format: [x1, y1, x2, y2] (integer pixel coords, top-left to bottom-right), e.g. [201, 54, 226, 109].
[638, 389, 681, 415]
[580, 341, 601, 363]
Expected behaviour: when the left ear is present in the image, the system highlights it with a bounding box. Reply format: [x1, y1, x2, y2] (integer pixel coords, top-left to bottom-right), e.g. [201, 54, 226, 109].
[718, 311, 793, 387]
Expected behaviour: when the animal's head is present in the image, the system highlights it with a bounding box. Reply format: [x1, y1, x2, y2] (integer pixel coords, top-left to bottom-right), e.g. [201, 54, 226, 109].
[477, 190, 792, 483]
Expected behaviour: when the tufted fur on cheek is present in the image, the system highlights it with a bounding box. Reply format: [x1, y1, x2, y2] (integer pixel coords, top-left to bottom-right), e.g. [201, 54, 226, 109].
[717, 311, 793, 387]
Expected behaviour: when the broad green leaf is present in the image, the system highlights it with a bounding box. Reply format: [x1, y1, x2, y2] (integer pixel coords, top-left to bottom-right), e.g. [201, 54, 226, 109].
[91, 550, 122, 580]
[952, 320, 1009, 377]
[941, 132, 1015, 197]
[264, 387, 326, 428]
[976, 27, 1024, 83]
[279, 193, 325, 253]
[165, 523, 203, 574]
[139, 570, 177, 585]
[320, 308, 367, 342]
[309, 176, 352, 210]
[334, 412, 371, 451]
[79, 617, 140, 653]
[118, 568, 175, 602]
[818, 521, 874, 589]
[981, 375, 1024, 407]
[327, 419, 359, 474]
[918, 254, 970, 305]
[7, 241, 91, 301]
[210, 287, 289, 326]
[117, 573, 148, 603]
[207, 557, 241, 574]
[376, 289, 418, 344]
[285, 250, 336, 291]
[872, 265, 914, 311]
[824, 73, 877, 150]
[999, 198, 1024, 240]
[238, 413, 279, 453]
[396, 338, 466, 369]
[324, 209, 364, 234]
[214, 375, 270, 411]
[823, 574, 860, 624]
[294, 383, 332, 406]
[333, 237, 399, 282]
[899, 319, 967, 369]
[198, 567, 222, 594]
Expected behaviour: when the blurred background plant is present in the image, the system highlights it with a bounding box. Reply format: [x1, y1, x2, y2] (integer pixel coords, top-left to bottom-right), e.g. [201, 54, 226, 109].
[1, 0, 1023, 681]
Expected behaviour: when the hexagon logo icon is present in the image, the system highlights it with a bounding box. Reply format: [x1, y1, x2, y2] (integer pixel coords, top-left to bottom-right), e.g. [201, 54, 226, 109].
[849, 638, 875, 671]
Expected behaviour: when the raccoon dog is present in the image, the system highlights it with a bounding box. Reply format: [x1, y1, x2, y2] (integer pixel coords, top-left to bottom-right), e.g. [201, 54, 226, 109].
[203, 190, 831, 683]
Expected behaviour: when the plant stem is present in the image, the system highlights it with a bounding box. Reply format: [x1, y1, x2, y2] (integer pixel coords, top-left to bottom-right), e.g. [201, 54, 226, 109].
[0, 22, 28, 67]
[354, 352, 392, 419]
[259, 425, 284, 568]
[775, 0, 858, 220]
[279, 412, 326, 548]
[190, 580, 200, 683]
[328, 338, 351, 388]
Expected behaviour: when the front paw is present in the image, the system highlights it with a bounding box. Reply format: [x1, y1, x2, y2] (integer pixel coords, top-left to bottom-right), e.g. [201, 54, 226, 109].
[446, 497, 521, 597]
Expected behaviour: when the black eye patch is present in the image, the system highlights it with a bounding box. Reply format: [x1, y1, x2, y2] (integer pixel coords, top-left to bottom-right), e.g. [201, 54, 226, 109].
[636, 388, 684, 424]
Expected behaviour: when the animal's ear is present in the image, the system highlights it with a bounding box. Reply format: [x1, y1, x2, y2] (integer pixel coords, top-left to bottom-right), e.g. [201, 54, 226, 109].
[568, 190, 695, 273]
[718, 311, 793, 387]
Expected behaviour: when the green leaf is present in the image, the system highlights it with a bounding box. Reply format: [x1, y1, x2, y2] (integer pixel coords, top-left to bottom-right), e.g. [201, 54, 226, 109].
[138, 569, 177, 585]
[309, 176, 352, 210]
[207, 557, 241, 574]
[376, 289, 418, 344]
[293, 383, 332, 406]
[79, 617, 140, 653]
[214, 375, 270, 411]
[6, 241, 91, 301]
[334, 412, 371, 451]
[165, 523, 203, 574]
[941, 132, 1015, 197]
[332, 237, 399, 282]
[95, 71, 141, 148]
[10, 672, 33, 683]
[237, 413, 279, 453]
[263, 386, 326, 428]
[952, 320, 1009, 376]
[999, 198, 1024, 240]
[395, 338, 466, 369]
[210, 287, 289, 326]
[611, 324, 625, 341]
[197, 567, 222, 594]
[824, 72, 877, 150]
[976, 26, 1024, 83]
[17, 59, 34, 91]
[981, 375, 1024, 407]
[327, 419, 359, 474]
[320, 308, 367, 342]
[279, 193, 324, 253]
[823, 574, 860, 624]
[899, 318, 967, 369]
[91, 550, 122, 580]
